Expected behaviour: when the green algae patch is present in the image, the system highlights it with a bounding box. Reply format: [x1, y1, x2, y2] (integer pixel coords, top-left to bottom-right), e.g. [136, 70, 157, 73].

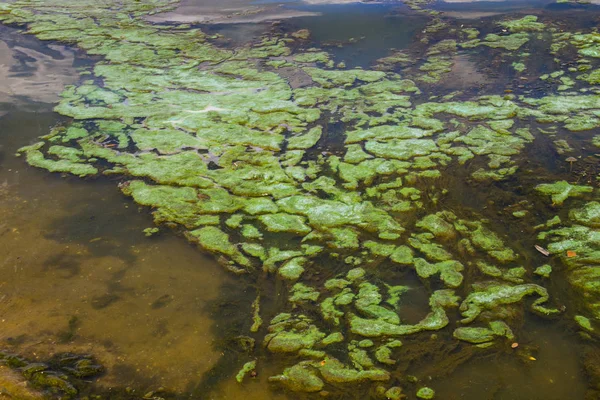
[459, 283, 558, 324]
[19, 142, 98, 177]
[512, 62, 526, 73]
[236, 360, 257, 383]
[289, 283, 320, 304]
[535, 181, 593, 206]
[575, 315, 594, 332]
[414, 258, 464, 288]
[265, 314, 325, 353]
[500, 15, 545, 32]
[259, 213, 312, 235]
[349, 289, 460, 337]
[269, 362, 324, 392]
[187, 227, 251, 271]
[539, 201, 600, 325]
[279, 257, 307, 280]
[417, 387, 435, 399]
[287, 126, 322, 150]
[534, 264, 552, 278]
[251, 295, 263, 332]
[463, 33, 529, 51]
[318, 358, 390, 384]
[453, 321, 514, 344]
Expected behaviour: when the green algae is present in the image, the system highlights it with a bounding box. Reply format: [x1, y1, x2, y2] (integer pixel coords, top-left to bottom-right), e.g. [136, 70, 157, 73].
[459, 283, 558, 324]
[535, 181, 593, 206]
[416, 387, 435, 399]
[251, 295, 263, 333]
[575, 315, 594, 332]
[538, 202, 600, 327]
[385, 387, 404, 400]
[279, 257, 307, 280]
[453, 321, 514, 344]
[236, 360, 257, 383]
[512, 62, 526, 73]
[289, 283, 320, 304]
[462, 33, 529, 51]
[414, 258, 464, 288]
[318, 358, 389, 383]
[349, 289, 460, 337]
[534, 264, 553, 278]
[19, 142, 98, 177]
[259, 213, 312, 235]
[187, 227, 251, 271]
[287, 126, 323, 150]
[268, 362, 324, 392]
[500, 15, 545, 33]
[265, 314, 325, 353]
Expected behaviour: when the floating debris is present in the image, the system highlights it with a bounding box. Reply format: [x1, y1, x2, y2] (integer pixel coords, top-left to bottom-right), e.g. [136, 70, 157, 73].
[535, 245, 550, 256]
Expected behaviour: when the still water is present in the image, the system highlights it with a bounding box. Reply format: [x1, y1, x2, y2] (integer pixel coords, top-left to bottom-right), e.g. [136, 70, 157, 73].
[0, 0, 599, 399]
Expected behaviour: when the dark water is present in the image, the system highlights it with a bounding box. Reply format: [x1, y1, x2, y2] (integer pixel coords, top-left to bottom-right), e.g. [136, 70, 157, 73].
[0, 1, 599, 399]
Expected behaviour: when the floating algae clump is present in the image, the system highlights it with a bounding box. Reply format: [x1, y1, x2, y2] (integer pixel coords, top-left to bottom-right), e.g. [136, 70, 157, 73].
[453, 321, 514, 344]
[236, 360, 257, 383]
[268, 362, 324, 392]
[539, 202, 600, 331]
[265, 314, 326, 353]
[499, 15, 545, 33]
[417, 387, 435, 399]
[535, 181, 593, 206]
[459, 283, 558, 324]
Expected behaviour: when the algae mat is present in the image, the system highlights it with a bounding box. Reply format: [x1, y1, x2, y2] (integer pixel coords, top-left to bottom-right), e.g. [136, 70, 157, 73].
[1, 0, 600, 398]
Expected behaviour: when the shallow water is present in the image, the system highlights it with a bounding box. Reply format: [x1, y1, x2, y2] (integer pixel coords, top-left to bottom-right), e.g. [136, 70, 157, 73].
[0, 0, 600, 399]
[0, 28, 235, 395]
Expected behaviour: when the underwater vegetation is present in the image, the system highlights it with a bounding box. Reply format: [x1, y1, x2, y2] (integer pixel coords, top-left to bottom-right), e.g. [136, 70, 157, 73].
[2, 0, 600, 398]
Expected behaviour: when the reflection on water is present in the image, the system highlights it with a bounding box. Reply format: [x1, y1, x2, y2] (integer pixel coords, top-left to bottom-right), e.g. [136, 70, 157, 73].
[0, 26, 79, 107]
